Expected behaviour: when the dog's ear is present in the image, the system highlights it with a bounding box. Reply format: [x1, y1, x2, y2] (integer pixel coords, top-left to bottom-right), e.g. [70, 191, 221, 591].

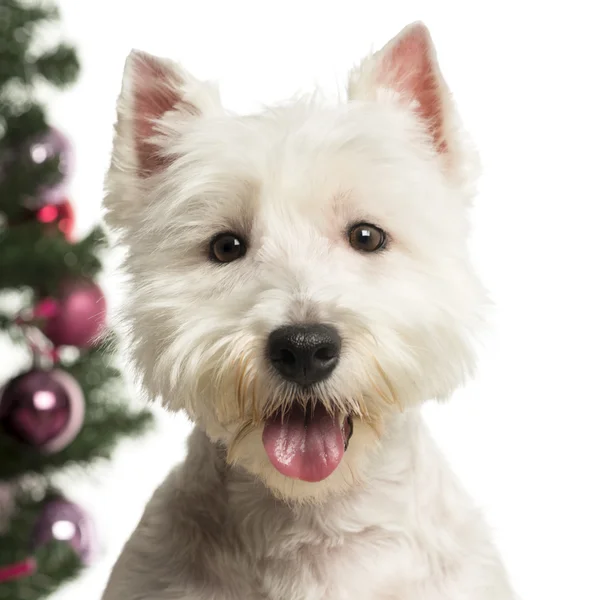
[104, 51, 222, 230]
[348, 22, 456, 160]
[116, 50, 222, 176]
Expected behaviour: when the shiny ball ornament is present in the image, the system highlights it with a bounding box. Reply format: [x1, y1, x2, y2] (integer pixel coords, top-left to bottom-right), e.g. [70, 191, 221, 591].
[39, 280, 106, 348]
[31, 497, 96, 565]
[0, 369, 85, 453]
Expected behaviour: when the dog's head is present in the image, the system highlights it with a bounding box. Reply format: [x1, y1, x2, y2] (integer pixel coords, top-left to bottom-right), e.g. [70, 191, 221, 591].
[104, 23, 486, 503]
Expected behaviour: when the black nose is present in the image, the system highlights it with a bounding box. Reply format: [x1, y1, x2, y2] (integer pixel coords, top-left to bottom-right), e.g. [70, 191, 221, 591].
[267, 324, 341, 385]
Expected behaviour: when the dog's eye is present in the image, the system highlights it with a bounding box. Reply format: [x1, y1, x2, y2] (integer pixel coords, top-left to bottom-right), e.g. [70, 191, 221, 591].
[348, 223, 386, 253]
[209, 233, 247, 263]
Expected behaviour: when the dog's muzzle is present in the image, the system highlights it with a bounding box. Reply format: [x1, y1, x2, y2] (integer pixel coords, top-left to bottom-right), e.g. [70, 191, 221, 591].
[261, 324, 353, 483]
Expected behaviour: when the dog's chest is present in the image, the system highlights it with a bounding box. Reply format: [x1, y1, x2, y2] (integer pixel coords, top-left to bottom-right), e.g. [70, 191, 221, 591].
[251, 526, 408, 600]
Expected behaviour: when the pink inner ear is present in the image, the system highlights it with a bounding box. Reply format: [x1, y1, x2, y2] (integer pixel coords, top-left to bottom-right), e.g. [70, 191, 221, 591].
[131, 55, 183, 176]
[380, 26, 447, 154]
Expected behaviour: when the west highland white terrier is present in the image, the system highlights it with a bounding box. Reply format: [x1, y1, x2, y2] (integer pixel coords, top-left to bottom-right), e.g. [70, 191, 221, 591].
[101, 22, 516, 600]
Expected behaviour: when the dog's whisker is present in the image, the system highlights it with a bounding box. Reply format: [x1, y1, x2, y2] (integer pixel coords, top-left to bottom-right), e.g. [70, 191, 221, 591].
[350, 392, 368, 419]
[236, 353, 250, 418]
[366, 420, 384, 440]
[242, 369, 255, 421]
[233, 355, 243, 415]
[251, 376, 260, 424]
[348, 464, 359, 487]
[367, 373, 394, 406]
[227, 419, 256, 464]
[373, 358, 401, 409]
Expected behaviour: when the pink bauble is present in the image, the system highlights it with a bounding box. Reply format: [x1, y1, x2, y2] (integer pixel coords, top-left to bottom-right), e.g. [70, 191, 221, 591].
[32, 497, 96, 565]
[41, 281, 106, 348]
[0, 369, 85, 453]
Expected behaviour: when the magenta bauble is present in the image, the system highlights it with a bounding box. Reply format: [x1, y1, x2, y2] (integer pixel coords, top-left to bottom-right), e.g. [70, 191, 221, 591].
[40, 280, 106, 348]
[31, 498, 96, 565]
[0, 369, 85, 453]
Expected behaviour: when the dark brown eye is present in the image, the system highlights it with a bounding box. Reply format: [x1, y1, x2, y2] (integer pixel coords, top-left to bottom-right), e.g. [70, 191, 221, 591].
[348, 223, 386, 253]
[209, 232, 246, 263]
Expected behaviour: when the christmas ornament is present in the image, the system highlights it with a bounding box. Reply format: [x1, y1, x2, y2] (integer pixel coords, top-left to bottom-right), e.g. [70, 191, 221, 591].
[31, 498, 95, 565]
[0, 558, 37, 583]
[0, 369, 85, 453]
[22, 127, 74, 207]
[39, 280, 106, 348]
[36, 199, 76, 240]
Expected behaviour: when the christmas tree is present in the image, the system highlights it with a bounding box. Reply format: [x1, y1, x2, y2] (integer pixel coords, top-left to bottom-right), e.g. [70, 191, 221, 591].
[0, 1, 153, 598]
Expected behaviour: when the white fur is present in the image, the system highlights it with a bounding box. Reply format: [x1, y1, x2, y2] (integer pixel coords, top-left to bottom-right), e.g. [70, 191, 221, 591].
[101, 22, 515, 600]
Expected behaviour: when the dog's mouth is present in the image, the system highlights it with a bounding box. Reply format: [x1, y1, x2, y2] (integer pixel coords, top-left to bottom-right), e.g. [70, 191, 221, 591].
[262, 401, 353, 483]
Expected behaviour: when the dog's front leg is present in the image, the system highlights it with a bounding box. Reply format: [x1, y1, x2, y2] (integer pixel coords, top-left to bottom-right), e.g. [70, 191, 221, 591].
[101, 465, 255, 600]
[101, 531, 195, 600]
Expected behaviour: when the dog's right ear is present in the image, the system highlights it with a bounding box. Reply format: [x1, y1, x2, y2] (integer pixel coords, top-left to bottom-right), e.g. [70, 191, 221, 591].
[104, 51, 222, 231]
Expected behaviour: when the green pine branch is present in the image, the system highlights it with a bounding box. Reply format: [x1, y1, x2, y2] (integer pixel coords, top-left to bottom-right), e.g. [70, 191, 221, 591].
[0, 105, 47, 149]
[0, 1, 58, 35]
[0, 225, 105, 295]
[0, 158, 60, 219]
[36, 44, 79, 89]
[0, 1, 78, 92]
[0, 314, 14, 331]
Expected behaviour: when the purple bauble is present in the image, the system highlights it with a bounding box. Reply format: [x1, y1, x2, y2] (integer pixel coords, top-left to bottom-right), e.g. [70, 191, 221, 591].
[0, 369, 85, 453]
[40, 280, 107, 348]
[32, 498, 96, 565]
[23, 127, 74, 207]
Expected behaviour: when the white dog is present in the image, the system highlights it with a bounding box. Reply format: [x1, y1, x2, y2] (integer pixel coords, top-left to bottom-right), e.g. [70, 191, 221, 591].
[101, 22, 516, 600]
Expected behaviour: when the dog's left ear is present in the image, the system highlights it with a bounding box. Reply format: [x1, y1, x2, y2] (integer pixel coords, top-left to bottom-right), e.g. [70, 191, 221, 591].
[349, 22, 457, 163]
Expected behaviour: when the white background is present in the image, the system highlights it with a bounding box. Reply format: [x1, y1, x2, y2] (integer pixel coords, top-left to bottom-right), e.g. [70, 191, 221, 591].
[8, 0, 600, 598]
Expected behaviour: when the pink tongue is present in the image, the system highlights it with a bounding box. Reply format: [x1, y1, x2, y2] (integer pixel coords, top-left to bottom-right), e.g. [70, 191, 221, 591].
[262, 403, 344, 482]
